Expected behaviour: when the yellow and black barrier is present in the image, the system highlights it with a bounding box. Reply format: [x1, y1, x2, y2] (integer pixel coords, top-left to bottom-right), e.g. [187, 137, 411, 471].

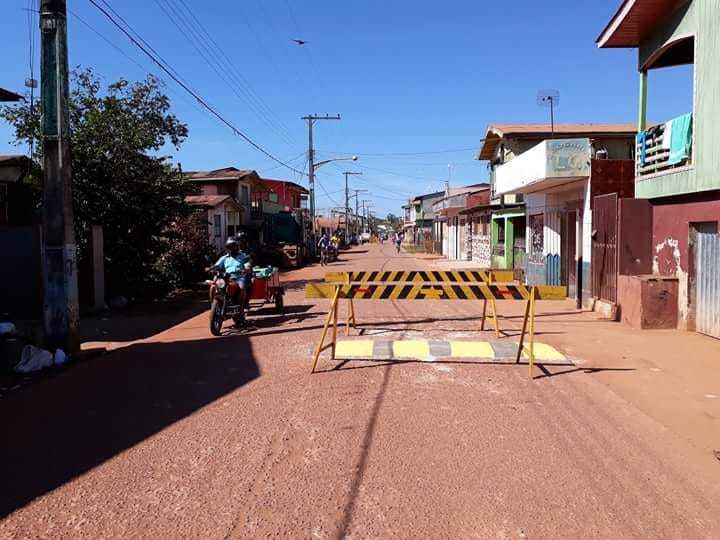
[324, 269, 517, 284]
[307, 282, 564, 301]
[306, 279, 567, 378]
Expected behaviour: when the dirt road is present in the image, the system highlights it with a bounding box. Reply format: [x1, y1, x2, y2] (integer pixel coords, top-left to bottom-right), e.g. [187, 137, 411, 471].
[2, 243, 719, 538]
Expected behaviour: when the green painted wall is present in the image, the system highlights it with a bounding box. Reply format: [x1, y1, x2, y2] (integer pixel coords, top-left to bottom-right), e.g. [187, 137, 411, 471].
[636, 0, 720, 199]
[491, 212, 521, 269]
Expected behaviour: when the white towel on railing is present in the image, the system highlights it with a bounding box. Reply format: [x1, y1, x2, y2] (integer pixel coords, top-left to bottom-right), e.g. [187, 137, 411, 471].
[662, 120, 673, 150]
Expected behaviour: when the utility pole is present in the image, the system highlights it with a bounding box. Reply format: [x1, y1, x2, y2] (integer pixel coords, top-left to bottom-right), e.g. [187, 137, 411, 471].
[40, 0, 79, 352]
[343, 171, 362, 243]
[352, 189, 367, 236]
[362, 199, 372, 234]
[302, 114, 340, 237]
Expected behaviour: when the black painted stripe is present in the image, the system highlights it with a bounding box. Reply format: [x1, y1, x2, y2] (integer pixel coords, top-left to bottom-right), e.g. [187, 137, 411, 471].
[509, 286, 524, 300]
[407, 271, 418, 282]
[452, 285, 467, 299]
[398, 284, 414, 299]
[380, 285, 394, 299]
[419, 271, 431, 282]
[469, 285, 483, 299]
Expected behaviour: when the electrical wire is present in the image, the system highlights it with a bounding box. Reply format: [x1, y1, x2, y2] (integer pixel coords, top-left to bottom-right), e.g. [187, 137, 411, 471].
[169, 0, 297, 146]
[86, 0, 306, 177]
[321, 146, 478, 157]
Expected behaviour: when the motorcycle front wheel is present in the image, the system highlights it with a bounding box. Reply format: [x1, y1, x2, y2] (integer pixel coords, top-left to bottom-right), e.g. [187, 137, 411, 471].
[210, 298, 224, 336]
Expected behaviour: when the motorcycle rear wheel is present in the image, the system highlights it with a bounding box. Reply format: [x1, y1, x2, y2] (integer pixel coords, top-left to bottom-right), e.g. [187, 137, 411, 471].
[210, 298, 224, 336]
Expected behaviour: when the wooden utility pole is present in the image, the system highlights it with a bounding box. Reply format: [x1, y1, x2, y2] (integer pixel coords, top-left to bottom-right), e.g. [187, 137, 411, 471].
[40, 0, 79, 352]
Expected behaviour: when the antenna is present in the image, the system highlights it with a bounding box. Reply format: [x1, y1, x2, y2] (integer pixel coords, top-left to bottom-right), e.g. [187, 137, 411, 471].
[537, 89, 560, 138]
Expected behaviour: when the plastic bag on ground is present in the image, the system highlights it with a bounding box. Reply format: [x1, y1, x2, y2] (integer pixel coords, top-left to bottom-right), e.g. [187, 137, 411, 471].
[15, 345, 54, 373]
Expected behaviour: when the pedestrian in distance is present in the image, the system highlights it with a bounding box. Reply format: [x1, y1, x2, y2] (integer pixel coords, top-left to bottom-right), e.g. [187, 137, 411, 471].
[318, 233, 330, 266]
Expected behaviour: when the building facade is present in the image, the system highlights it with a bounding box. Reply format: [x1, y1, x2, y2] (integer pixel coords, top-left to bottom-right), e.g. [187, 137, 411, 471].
[598, 0, 720, 337]
[480, 124, 636, 304]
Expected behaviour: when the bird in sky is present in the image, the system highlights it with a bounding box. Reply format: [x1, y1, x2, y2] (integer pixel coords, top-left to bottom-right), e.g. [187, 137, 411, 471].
[292, 39, 308, 46]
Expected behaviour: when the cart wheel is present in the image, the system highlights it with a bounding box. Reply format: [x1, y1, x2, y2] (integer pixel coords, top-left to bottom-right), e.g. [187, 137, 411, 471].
[274, 291, 284, 314]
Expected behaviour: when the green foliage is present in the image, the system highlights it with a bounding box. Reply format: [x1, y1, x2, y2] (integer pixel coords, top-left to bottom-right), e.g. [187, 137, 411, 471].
[156, 211, 216, 290]
[1, 68, 194, 298]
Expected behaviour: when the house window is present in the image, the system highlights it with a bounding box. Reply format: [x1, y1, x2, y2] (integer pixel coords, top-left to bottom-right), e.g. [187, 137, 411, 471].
[269, 192, 279, 203]
[213, 214, 222, 237]
[241, 185, 250, 205]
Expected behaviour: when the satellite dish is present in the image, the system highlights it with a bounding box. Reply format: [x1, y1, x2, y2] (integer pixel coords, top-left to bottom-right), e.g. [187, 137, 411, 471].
[537, 90, 560, 138]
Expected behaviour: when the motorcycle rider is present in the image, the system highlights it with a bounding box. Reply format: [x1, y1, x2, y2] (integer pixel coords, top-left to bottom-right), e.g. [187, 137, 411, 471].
[214, 236, 251, 324]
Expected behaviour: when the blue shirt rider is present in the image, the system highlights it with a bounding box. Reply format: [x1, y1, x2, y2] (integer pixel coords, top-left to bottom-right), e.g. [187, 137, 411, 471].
[214, 235, 252, 292]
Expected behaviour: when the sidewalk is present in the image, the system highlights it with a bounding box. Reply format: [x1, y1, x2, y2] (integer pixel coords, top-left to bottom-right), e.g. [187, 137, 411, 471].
[423, 256, 720, 458]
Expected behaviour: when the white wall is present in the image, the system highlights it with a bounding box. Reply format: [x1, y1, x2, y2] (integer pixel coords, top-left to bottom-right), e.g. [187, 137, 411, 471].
[495, 138, 591, 196]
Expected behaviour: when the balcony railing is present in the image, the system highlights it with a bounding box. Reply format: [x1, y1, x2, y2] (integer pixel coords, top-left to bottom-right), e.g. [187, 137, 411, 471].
[636, 113, 693, 177]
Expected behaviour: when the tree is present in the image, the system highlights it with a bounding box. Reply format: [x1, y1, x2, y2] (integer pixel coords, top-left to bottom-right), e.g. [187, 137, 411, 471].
[386, 213, 401, 230]
[1, 68, 193, 298]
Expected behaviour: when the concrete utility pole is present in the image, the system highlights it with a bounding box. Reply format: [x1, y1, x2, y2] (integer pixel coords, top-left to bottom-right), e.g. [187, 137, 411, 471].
[40, 0, 79, 352]
[352, 189, 367, 236]
[362, 199, 372, 233]
[302, 114, 340, 235]
[343, 171, 362, 243]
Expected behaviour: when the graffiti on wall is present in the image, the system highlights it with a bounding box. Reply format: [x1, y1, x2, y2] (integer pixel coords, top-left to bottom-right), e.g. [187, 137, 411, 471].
[529, 213, 544, 264]
[471, 235, 492, 267]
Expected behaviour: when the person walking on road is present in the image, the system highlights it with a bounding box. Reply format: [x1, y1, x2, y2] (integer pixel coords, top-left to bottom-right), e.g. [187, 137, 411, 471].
[394, 231, 403, 254]
[318, 233, 330, 266]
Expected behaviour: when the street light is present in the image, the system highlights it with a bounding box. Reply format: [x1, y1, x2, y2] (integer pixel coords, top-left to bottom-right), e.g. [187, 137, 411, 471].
[313, 155, 358, 172]
[309, 155, 358, 237]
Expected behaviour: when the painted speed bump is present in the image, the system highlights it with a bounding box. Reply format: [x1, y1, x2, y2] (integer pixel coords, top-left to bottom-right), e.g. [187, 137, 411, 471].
[450, 341, 495, 358]
[334, 340, 375, 358]
[331, 340, 567, 362]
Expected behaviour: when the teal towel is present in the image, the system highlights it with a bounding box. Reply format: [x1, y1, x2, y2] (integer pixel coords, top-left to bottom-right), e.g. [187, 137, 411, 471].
[668, 113, 692, 165]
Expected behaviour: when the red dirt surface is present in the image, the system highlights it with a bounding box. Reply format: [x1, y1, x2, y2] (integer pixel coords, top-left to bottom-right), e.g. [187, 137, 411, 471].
[1, 243, 719, 537]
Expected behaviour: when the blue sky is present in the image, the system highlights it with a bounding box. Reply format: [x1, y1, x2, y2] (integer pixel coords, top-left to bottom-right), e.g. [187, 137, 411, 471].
[1, 0, 693, 216]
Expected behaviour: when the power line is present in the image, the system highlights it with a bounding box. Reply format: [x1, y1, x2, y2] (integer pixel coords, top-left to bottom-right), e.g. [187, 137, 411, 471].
[170, 0, 297, 145]
[86, 0, 306, 176]
[321, 146, 478, 157]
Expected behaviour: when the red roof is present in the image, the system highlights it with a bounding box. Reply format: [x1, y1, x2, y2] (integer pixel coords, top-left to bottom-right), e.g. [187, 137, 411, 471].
[185, 194, 238, 208]
[261, 178, 308, 194]
[478, 123, 637, 160]
[597, 0, 683, 48]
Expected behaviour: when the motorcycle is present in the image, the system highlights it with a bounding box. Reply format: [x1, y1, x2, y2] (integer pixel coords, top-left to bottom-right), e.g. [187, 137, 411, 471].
[208, 272, 246, 336]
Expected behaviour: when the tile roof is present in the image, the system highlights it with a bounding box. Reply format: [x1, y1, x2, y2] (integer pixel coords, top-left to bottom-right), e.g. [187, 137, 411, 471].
[185, 167, 258, 181]
[185, 194, 236, 207]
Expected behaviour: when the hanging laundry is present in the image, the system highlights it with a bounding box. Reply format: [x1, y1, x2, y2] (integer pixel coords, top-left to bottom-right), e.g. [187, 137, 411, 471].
[636, 131, 647, 166]
[668, 113, 693, 165]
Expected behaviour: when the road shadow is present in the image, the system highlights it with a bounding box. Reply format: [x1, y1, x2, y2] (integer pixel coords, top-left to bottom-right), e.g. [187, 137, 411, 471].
[80, 290, 209, 343]
[337, 364, 392, 536]
[0, 333, 260, 518]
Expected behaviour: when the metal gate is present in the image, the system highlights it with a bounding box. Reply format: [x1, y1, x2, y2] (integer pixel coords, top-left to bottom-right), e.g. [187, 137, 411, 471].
[695, 222, 720, 339]
[592, 193, 618, 303]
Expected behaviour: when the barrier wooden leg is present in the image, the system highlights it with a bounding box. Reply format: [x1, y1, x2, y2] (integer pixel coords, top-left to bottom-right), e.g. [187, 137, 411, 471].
[345, 299, 356, 335]
[528, 287, 536, 378]
[331, 291, 339, 359]
[515, 294, 532, 364]
[481, 298, 487, 330]
[311, 286, 341, 373]
[489, 297, 501, 338]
